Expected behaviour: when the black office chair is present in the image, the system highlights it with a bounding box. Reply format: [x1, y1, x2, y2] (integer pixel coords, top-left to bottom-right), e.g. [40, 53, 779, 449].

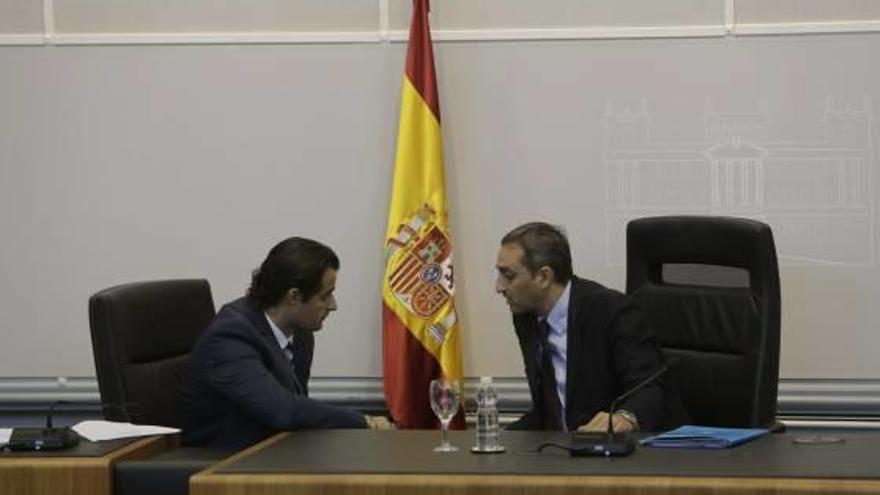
[89, 279, 233, 495]
[626, 216, 781, 428]
[88, 279, 216, 427]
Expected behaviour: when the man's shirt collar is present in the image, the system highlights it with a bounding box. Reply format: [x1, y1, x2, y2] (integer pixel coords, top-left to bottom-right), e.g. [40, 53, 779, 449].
[264, 312, 292, 351]
[545, 281, 571, 333]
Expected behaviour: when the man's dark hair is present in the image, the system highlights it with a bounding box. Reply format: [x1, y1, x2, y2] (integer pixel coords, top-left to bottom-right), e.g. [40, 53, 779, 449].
[501, 222, 573, 284]
[247, 237, 340, 308]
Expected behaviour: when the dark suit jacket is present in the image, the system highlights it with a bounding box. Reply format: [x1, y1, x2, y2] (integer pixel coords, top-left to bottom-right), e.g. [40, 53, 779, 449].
[181, 297, 366, 449]
[509, 277, 686, 432]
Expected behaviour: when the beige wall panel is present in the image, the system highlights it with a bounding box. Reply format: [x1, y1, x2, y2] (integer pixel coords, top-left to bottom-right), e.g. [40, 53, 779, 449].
[0, 0, 42, 33]
[389, 0, 725, 31]
[53, 0, 378, 33]
[736, 0, 880, 24]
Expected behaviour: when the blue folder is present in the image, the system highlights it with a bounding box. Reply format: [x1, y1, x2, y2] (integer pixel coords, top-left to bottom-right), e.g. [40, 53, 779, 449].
[640, 425, 769, 449]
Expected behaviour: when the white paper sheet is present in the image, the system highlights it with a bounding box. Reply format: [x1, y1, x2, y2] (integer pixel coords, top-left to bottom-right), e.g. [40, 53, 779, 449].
[71, 420, 179, 442]
[0, 428, 11, 446]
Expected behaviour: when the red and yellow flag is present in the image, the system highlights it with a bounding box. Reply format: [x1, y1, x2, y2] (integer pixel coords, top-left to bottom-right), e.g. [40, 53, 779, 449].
[382, 0, 463, 429]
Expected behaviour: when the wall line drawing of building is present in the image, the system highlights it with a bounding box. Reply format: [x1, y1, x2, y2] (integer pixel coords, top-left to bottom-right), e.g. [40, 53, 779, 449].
[604, 97, 874, 266]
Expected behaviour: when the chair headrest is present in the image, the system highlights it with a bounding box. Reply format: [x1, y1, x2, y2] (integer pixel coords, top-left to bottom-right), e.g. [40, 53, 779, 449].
[626, 216, 779, 292]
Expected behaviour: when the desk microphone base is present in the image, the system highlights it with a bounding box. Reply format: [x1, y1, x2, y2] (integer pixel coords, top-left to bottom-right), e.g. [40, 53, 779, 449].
[7, 427, 81, 451]
[569, 432, 635, 457]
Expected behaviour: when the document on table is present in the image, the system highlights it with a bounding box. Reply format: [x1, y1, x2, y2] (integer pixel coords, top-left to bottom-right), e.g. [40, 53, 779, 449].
[72, 420, 179, 442]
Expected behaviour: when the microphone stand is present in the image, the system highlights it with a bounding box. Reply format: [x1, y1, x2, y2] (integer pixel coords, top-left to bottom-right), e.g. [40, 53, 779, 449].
[569, 365, 669, 457]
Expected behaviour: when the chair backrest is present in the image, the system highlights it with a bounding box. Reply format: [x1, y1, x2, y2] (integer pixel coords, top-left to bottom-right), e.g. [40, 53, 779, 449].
[626, 216, 781, 428]
[88, 279, 215, 427]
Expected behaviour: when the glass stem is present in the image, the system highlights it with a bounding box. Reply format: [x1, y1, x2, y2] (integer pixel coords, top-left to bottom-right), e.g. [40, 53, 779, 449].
[441, 420, 450, 447]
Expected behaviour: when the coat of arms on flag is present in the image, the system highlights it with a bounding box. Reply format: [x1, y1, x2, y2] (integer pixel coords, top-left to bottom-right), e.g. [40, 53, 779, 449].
[385, 205, 457, 344]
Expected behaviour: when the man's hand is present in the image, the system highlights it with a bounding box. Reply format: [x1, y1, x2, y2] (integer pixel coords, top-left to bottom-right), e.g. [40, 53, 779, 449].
[576, 412, 637, 434]
[364, 415, 395, 431]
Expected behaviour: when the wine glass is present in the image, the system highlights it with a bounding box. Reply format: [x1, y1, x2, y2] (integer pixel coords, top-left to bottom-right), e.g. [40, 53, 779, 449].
[429, 379, 460, 452]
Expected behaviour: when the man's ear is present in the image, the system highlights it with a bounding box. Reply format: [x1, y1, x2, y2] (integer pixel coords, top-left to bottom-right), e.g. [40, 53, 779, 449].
[287, 288, 304, 304]
[536, 266, 556, 289]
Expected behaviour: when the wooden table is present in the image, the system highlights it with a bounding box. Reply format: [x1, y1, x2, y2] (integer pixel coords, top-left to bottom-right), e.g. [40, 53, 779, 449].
[191, 430, 880, 495]
[0, 435, 175, 495]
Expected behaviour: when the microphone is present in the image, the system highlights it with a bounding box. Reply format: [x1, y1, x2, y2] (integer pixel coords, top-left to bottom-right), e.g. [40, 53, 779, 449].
[607, 365, 669, 439]
[569, 364, 669, 457]
[46, 399, 65, 429]
[6, 401, 139, 451]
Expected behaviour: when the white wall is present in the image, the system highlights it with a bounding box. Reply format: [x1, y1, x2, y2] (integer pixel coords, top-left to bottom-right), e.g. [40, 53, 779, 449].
[1, 1, 879, 380]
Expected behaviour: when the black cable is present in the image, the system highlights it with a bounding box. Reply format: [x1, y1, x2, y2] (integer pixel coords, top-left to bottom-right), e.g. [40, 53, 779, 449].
[534, 442, 574, 454]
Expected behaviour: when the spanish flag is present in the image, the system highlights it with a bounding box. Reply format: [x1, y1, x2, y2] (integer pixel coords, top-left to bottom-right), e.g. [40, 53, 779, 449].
[382, 0, 464, 429]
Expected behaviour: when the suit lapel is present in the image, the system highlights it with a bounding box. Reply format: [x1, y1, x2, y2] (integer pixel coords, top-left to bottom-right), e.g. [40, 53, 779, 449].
[514, 314, 542, 405]
[241, 300, 306, 395]
[289, 330, 312, 395]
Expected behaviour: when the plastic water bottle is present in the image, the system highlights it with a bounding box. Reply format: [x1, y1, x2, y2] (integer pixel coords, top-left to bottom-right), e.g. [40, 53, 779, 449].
[475, 376, 501, 452]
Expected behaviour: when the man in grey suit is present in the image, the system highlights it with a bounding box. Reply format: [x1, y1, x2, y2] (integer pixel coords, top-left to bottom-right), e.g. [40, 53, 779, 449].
[182, 237, 391, 449]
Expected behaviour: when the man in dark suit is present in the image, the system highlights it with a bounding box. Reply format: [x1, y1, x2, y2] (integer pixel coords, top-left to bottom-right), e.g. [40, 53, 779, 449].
[182, 237, 391, 449]
[496, 222, 684, 432]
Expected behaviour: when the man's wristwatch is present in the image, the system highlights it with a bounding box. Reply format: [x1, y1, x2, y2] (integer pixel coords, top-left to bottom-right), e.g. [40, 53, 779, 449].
[616, 409, 640, 431]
